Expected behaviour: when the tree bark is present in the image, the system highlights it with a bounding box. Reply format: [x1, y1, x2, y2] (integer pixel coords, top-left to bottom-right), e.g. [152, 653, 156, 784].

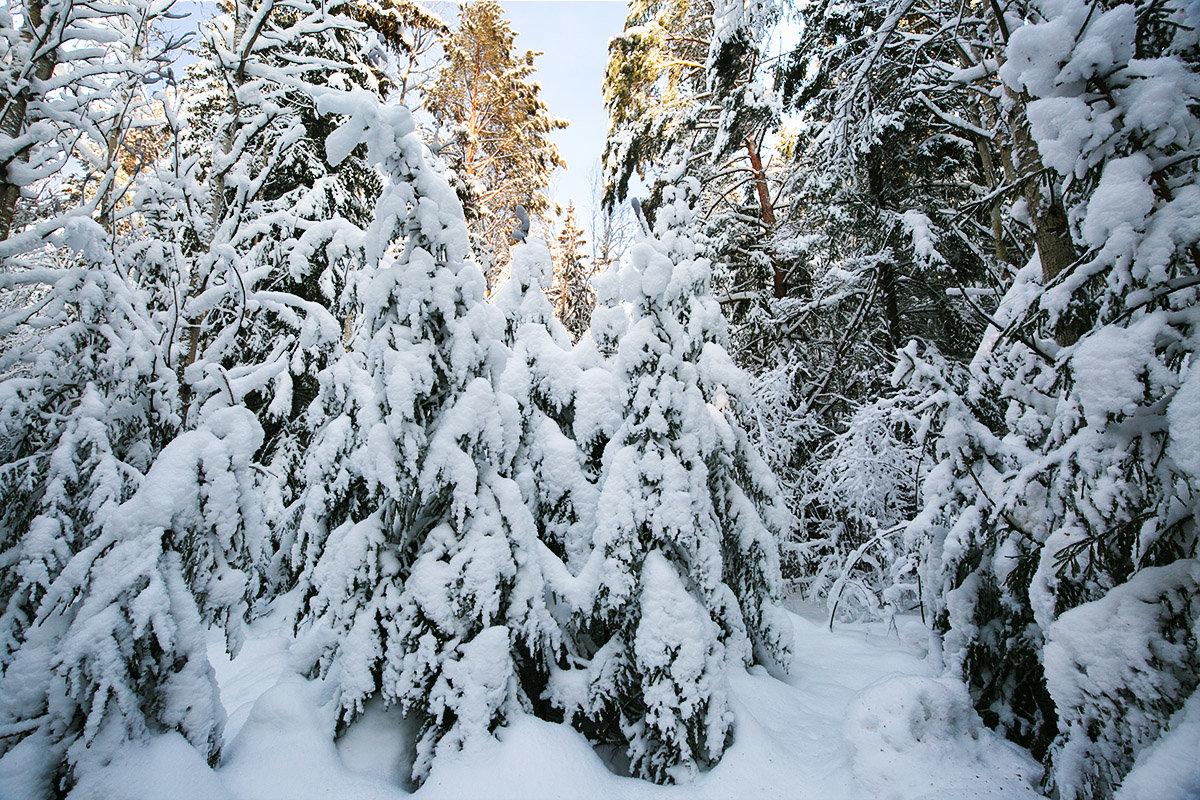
[1009, 101, 1077, 284]
[983, 1, 1079, 286]
[0, 0, 59, 241]
[745, 138, 788, 298]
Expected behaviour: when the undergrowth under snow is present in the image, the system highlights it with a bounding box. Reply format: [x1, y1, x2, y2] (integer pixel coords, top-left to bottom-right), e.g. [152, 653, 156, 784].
[54, 602, 1050, 800]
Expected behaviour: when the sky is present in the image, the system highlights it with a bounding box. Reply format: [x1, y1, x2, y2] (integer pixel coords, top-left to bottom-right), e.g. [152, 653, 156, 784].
[500, 1, 631, 229]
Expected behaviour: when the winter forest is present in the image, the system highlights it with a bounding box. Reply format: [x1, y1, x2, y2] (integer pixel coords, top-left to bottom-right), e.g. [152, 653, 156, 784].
[0, 0, 1198, 797]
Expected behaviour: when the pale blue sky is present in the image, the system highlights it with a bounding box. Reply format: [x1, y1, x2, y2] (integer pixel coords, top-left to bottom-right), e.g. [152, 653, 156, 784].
[501, 1, 630, 224]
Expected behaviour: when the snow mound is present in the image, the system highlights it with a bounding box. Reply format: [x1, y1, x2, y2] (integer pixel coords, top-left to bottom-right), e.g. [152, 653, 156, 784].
[1115, 689, 1200, 800]
[417, 715, 619, 800]
[845, 676, 1043, 800]
[220, 679, 404, 800]
[14, 610, 1054, 800]
[66, 733, 234, 800]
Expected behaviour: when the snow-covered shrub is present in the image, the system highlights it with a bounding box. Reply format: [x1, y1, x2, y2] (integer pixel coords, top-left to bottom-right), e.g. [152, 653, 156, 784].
[1045, 561, 1200, 800]
[168, 3, 391, 596]
[0, 259, 176, 667]
[844, 674, 1042, 798]
[792, 347, 954, 623]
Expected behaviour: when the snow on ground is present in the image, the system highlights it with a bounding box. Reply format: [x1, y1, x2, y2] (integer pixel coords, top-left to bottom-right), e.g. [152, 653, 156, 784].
[1114, 690, 1200, 800]
[67, 604, 1046, 800]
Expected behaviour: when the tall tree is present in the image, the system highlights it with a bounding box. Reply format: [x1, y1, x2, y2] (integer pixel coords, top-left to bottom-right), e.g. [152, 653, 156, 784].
[336, 0, 448, 108]
[427, 0, 566, 286]
[601, 0, 784, 297]
[164, 0, 441, 593]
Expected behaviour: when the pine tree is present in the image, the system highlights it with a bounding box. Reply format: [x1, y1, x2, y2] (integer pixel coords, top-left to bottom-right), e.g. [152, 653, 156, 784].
[553, 204, 594, 342]
[563, 182, 793, 783]
[427, 0, 566, 286]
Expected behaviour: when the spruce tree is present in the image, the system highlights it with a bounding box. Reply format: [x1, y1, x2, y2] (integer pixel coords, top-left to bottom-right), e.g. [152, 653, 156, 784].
[553, 204, 594, 342]
[565, 183, 793, 783]
[910, 3, 1200, 795]
[0, 406, 265, 797]
[292, 98, 565, 785]
[0, 2, 400, 792]
[495, 239, 594, 566]
[0, 11, 190, 788]
[163, 0, 438, 595]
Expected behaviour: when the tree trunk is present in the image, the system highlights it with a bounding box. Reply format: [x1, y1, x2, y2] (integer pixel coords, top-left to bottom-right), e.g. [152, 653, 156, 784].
[983, 1, 1078, 286]
[1009, 102, 1077, 284]
[179, 0, 256, 418]
[745, 138, 788, 298]
[973, 132, 1010, 267]
[0, 0, 59, 241]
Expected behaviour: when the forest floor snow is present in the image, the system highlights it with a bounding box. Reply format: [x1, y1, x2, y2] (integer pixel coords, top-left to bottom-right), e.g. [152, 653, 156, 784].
[67, 603, 1046, 800]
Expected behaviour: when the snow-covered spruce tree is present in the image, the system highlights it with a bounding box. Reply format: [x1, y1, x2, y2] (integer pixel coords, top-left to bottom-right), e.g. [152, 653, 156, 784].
[292, 97, 567, 784]
[553, 203, 594, 342]
[0, 2, 182, 659]
[570, 258, 628, 504]
[576, 258, 629, 367]
[164, 0, 438, 594]
[494, 239, 595, 576]
[0, 244, 178, 673]
[0, 403, 266, 797]
[560, 182, 792, 783]
[913, 3, 1200, 796]
[0, 0, 184, 708]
